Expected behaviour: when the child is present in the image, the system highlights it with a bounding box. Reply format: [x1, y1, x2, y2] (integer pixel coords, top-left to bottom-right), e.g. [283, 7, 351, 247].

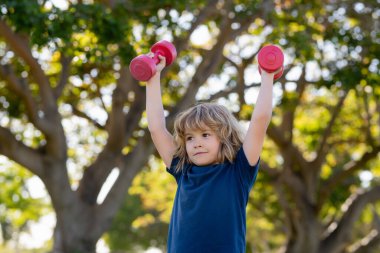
[146, 53, 276, 253]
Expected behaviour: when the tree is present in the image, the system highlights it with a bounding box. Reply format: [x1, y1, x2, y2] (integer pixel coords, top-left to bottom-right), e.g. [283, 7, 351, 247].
[0, 0, 379, 253]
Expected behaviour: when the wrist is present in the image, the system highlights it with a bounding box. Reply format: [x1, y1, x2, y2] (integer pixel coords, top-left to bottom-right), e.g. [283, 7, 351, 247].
[147, 72, 161, 84]
[261, 72, 274, 83]
[261, 71, 274, 78]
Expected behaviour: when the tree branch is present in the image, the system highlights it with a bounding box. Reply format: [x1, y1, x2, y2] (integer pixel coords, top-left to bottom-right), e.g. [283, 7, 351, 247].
[361, 91, 376, 146]
[348, 205, 380, 253]
[198, 80, 262, 104]
[280, 67, 306, 142]
[0, 126, 44, 176]
[173, 0, 220, 54]
[350, 229, 380, 253]
[171, 5, 260, 117]
[312, 90, 348, 168]
[267, 124, 309, 169]
[77, 65, 146, 205]
[77, 76, 130, 204]
[119, 74, 148, 140]
[54, 54, 72, 99]
[0, 20, 56, 116]
[376, 99, 380, 139]
[71, 106, 105, 130]
[170, 28, 234, 116]
[260, 161, 281, 179]
[321, 185, 380, 253]
[93, 133, 155, 239]
[318, 145, 380, 209]
[168, 1, 264, 126]
[0, 63, 40, 124]
[0, 20, 67, 160]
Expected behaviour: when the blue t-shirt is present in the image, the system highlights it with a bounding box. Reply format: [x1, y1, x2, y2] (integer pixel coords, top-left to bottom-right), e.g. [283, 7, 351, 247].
[166, 147, 260, 253]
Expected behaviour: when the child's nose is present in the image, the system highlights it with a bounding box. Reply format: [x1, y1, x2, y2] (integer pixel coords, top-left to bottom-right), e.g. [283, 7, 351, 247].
[193, 140, 202, 148]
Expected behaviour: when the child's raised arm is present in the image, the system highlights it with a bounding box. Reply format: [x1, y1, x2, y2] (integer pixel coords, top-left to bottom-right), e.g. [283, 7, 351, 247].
[243, 70, 276, 166]
[146, 55, 177, 168]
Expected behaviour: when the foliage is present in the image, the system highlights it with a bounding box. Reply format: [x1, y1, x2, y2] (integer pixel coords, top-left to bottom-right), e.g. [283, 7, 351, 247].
[0, 160, 49, 244]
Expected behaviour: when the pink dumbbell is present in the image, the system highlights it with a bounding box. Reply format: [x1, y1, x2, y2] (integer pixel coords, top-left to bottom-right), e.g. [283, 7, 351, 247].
[129, 40, 177, 81]
[257, 45, 284, 80]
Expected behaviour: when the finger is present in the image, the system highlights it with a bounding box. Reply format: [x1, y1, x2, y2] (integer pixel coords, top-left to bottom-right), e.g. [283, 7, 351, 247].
[159, 56, 166, 65]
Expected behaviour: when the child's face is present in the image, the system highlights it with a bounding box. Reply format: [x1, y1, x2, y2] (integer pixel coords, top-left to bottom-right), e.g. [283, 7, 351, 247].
[185, 127, 221, 166]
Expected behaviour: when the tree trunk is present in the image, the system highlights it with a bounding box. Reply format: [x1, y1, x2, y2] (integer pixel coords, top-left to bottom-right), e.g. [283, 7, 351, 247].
[52, 224, 97, 253]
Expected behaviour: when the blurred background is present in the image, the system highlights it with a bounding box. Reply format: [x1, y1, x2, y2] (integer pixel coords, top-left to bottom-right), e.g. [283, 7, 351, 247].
[0, 0, 379, 252]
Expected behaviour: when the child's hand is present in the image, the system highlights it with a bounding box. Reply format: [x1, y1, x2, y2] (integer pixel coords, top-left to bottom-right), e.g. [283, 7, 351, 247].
[261, 67, 282, 80]
[156, 55, 166, 73]
[147, 52, 166, 74]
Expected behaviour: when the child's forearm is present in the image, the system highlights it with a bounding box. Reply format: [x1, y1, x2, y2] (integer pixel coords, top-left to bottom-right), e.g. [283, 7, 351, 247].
[146, 73, 166, 132]
[252, 72, 274, 124]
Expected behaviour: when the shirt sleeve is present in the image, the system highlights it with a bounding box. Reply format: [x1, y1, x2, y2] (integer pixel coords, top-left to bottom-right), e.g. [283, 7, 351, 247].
[166, 156, 182, 183]
[234, 147, 260, 191]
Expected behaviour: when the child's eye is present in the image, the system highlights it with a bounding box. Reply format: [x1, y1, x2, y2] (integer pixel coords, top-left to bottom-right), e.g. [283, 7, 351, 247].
[186, 136, 193, 141]
[202, 133, 210, 137]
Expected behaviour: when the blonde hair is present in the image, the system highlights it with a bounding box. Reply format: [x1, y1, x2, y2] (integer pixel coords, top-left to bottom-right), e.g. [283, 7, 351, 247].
[173, 103, 244, 172]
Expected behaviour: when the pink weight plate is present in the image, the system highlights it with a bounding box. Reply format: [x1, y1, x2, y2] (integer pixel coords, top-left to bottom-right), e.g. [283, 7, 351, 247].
[151, 40, 177, 66]
[258, 45, 284, 72]
[129, 55, 156, 81]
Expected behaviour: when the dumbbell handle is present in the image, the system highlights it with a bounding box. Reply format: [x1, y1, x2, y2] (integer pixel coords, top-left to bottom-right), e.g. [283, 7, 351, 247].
[151, 51, 166, 65]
